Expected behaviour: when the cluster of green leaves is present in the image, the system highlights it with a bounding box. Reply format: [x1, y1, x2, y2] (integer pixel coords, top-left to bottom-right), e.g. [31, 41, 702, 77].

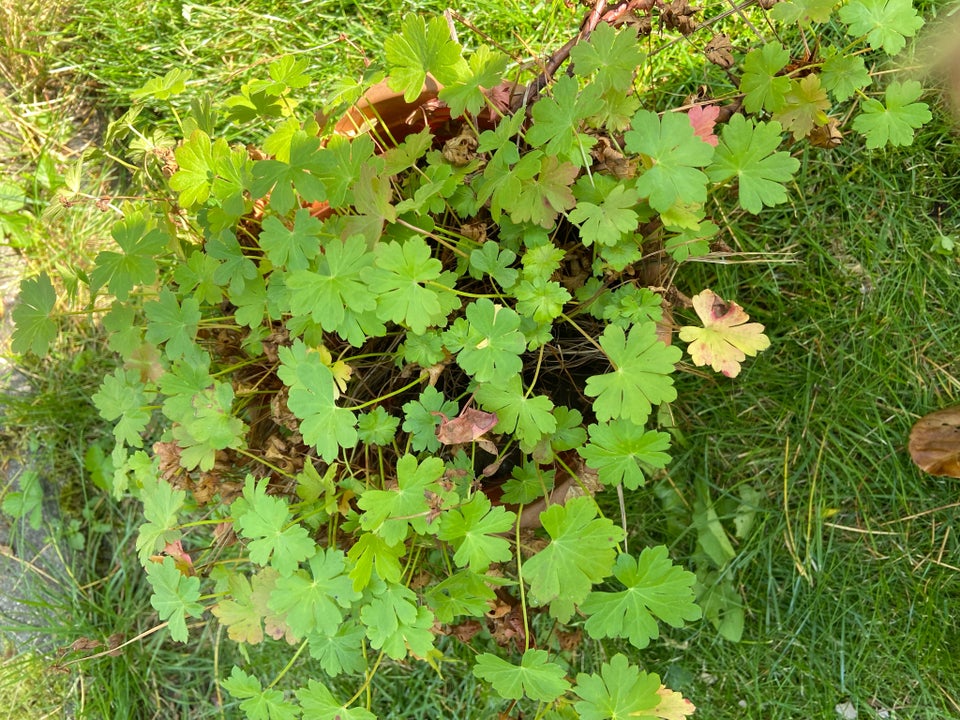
[10, 3, 931, 717]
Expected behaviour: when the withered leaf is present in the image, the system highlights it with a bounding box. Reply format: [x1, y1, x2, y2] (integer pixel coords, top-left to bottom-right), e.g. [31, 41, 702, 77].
[909, 406, 960, 477]
[704, 34, 734, 69]
[435, 407, 499, 445]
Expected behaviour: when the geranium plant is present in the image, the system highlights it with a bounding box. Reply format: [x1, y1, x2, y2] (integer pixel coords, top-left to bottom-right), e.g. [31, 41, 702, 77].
[13, 0, 930, 716]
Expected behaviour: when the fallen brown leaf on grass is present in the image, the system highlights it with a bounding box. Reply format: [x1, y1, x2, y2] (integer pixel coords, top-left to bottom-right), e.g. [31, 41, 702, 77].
[908, 406, 960, 477]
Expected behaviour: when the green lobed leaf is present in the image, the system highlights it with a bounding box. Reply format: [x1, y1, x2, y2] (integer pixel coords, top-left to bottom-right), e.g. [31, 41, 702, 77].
[625, 109, 713, 213]
[774, 74, 830, 141]
[820, 49, 870, 102]
[580, 548, 701, 649]
[444, 298, 526, 384]
[523, 495, 624, 622]
[425, 569, 499, 622]
[222, 667, 299, 720]
[136, 474, 185, 564]
[358, 454, 445, 544]
[296, 680, 376, 720]
[90, 209, 168, 299]
[706, 115, 800, 214]
[277, 341, 358, 463]
[579, 421, 672, 490]
[585, 322, 681, 426]
[568, 182, 641, 247]
[346, 532, 404, 591]
[259, 208, 323, 272]
[507, 154, 579, 229]
[573, 653, 661, 720]
[438, 493, 516, 572]
[525, 75, 600, 164]
[170, 382, 246, 471]
[357, 407, 400, 446]
[473, 649, 571, 703]
[232, 475, 317, 576]
[385, 15, 467, 101]
[11, 272, 58, 355]
[401, 386, 459, 452]
[92, 368, 153, 448]
[144, 289, 201, 361]
[306, 620, 368, 677]
[169, 130, 232, 208]
[475, 375, 556, 451]
[570, 22, 643, 93]
[852, 80, 932, 149]
[145, 556, 203, 643]
[837, 0, 923, 55]
[286, 234, 377, 336]
[131, 68, 192, 100]
[739, 43, 791, 114]
[359, 581, 436, 660]
[372, 237, 457, 334]
[438, 45, 509, 117]
[267, 548, 361, 639]
[250, 130, 326, 212]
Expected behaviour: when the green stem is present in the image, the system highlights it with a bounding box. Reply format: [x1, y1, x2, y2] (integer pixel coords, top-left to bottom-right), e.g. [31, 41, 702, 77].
[267, 639, 309, 689]
[514, 505, 531, 653]
[344, 375, 425, 411]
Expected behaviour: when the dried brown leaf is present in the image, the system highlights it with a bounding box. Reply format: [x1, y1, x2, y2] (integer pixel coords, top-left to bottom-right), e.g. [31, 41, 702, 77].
[909, 406, 960, 477]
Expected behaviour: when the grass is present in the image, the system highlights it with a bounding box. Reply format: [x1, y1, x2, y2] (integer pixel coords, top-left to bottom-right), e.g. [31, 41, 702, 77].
[2, 0, 959, 718]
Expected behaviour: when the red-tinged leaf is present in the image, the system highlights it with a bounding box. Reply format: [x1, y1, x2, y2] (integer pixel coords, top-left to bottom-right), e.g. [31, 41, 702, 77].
[687, 105, 719, 147]
[678, 289, 770, 378]
[435, 407, 499, 445]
